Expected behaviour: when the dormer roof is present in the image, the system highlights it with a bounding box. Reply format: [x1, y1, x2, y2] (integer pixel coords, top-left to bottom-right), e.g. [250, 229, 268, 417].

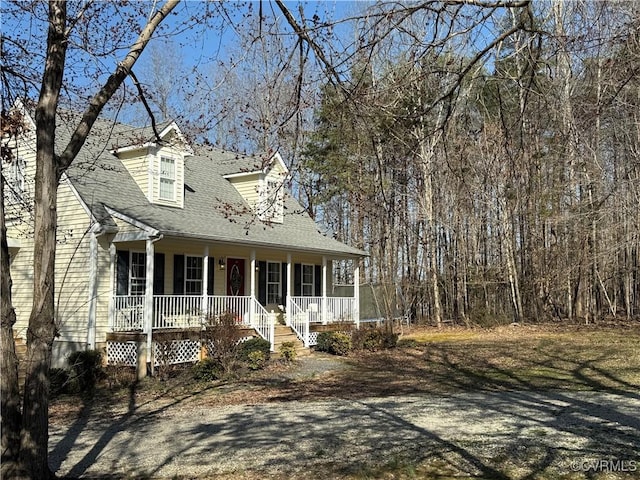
[109, 120, 193, 156]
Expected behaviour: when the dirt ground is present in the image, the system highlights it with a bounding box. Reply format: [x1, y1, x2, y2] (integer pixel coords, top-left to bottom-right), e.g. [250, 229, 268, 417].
[49, 322, 640, 479]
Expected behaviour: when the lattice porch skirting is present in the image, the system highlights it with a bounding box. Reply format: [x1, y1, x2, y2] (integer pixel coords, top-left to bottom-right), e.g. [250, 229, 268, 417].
[106, 340, 200, 367]
[153, 339, 201, 367]
[106, 341, 138, 366]
[107, 336, 258, 367]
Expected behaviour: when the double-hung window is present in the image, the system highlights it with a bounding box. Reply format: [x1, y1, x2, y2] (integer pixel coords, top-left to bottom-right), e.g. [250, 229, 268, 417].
[159, 156, 176, 201]
[4, 157, 26, 205]
[130, 252, 146, 295]
[266, 262, 281, 304]
[258, 178, 284, 222]
[302, 264, 314, 296]
[185, 256, 203, 295]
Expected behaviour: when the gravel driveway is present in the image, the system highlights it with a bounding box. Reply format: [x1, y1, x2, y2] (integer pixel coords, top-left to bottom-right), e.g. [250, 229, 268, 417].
[49, 390, 640, 479]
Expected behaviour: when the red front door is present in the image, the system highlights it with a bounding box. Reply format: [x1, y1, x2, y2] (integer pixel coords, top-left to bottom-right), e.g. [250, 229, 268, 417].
[226, 258, 245, 296]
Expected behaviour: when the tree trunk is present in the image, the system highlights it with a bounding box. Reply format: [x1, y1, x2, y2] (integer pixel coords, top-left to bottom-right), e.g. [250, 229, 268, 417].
[17, 4, 67, 477]
[3, 1, 179, 478]
[1, 170, 23, 478]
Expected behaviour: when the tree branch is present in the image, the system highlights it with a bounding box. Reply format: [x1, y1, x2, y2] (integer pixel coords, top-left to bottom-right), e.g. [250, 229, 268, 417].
[57, 0, 179, 173]
[129, 69, 163, 143]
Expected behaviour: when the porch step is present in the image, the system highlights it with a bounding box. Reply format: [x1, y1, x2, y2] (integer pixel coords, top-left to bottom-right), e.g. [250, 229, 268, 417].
[272, 326, 310, 358]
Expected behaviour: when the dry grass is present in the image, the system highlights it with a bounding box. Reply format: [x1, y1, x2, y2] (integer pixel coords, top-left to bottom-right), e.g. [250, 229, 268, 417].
[51, 322, 640, 420]
[50, 322, 640, 480]
[222, 322, 640, 403]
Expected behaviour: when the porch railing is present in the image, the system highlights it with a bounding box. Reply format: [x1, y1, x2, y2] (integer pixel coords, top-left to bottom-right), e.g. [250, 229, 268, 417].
[111, 295, 354, 349]
[326, 297, 356, 323]
[206, 295, 252, 325]
[153, 295, 203, 329]
[111, 295, 145, 331]
[290, 296, 356, 324]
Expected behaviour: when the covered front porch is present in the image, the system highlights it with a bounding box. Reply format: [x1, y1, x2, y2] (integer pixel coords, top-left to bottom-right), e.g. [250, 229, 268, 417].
[105, 232, 361, 368]
[110, 294, 359, 346]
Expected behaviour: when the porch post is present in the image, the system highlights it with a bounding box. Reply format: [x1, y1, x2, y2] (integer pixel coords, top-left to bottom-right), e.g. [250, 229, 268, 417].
[250, 249, 256, 325]
[250, 250, 256, 298]
[322, 256, 327, 325]
[286, 253, 292, 326]
[354, 260, 360, 329]
[145, 238, 155, 374]
[86, 230, 99, 349]
[202, 245, 209, 322]
[108, 243, 116, 332]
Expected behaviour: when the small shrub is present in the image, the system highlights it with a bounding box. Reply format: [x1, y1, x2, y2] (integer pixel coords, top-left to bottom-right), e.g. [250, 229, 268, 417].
[316, 332, 351, 356]
[247, 350, 267, 370]
[316, 332, 334, 353]
[239, 337, 271, 362]
[330, 333, 352, 355]
[67, 349, 104, 393]
[192, 358, 222, 381]
[204, 312, 243, 376]
[381, 330, 399, 349]
[155, 341, 182, 381]
[104, 364, 137, 389]
[50, 368, 71, 396]
[279, 341, 297, 362]
[352, 328, 399, 352]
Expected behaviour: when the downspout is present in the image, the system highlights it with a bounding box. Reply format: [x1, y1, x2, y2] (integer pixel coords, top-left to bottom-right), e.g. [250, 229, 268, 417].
[145, 234, 163, 375]
[86, 223, 105, 349]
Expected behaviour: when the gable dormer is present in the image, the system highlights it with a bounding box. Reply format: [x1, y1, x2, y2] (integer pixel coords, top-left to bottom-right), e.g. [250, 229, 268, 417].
[111, 122, 191, 209]
[224, 152, 289, 223]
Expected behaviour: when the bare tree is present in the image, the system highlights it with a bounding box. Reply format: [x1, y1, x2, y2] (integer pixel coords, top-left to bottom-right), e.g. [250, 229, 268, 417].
[1, 1, 179, 478]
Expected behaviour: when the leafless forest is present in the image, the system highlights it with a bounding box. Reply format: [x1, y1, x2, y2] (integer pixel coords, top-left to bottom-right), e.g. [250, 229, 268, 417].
[291, 2, 640, 325]
[150, 1, 638, 326]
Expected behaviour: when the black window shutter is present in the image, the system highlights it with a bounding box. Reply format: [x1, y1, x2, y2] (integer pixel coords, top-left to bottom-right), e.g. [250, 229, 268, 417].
[314, 265, 322, 296]
[153, 253, 165, 295]
[258, 261, 267, 305]
[173, 254, 185, 294]
[294, 263, 301, 296]
[116, 250, 129, 295]
[281, 262, 287, 302]
[207, 257, 215, 295]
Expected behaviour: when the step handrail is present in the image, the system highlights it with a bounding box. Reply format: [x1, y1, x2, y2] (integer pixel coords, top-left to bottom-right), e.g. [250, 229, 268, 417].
[251, 297, 276, 351]
[288, 300, 309, 347]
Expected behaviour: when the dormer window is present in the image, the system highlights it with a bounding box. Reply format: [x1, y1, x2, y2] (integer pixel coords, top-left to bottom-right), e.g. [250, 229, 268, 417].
[257, 178, 284, 223]
[159, 156, 176, 201]
[3, 156, 27, 209]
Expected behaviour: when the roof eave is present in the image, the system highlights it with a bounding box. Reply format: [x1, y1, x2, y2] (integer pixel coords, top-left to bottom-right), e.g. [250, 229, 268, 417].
[160, 231, 367, 258]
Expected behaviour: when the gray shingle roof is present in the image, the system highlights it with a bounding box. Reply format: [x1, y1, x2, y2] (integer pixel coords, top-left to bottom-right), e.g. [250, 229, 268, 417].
[60, 115, 364, 257]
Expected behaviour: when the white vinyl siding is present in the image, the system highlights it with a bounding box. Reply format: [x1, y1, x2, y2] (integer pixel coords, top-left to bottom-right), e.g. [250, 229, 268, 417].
[118, 151, 149, 197]
[227, 173, 261, 207]
[3, 156, 30, 221]
[8, 156, 26, 193]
